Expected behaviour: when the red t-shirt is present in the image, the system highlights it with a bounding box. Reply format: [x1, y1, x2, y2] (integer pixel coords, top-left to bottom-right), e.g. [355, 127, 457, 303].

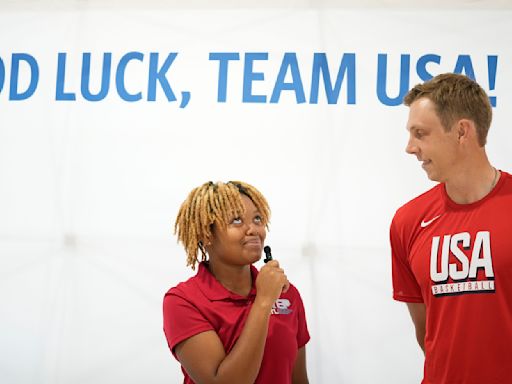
[163, 262, 310, 384]
[391, 171, 512, 384]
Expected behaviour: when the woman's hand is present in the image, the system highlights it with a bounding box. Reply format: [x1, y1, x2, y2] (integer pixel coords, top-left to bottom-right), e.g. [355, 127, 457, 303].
[255, 260, 290, 308]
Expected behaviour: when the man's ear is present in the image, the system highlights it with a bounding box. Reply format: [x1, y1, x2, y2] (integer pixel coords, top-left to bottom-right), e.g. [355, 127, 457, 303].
[456, 119, 475, 142]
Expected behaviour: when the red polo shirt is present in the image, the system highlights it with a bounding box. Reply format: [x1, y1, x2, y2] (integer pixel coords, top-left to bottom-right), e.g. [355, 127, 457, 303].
[163, 262, 310, 384]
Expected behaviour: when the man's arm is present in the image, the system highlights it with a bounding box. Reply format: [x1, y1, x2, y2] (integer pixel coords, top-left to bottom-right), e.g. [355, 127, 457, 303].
[406, 302, 426, 354]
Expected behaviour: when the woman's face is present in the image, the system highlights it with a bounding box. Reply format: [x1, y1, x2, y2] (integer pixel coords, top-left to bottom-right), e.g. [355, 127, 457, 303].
[206, 194, 266, 267]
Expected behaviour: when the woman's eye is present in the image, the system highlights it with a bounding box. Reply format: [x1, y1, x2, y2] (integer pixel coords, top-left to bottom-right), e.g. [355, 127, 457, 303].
[254, 215, 262, 223]
[231, 217, 242, 224]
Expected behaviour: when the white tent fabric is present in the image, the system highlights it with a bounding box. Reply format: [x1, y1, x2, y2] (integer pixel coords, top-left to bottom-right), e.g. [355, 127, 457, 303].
[1, 2, 511, 383]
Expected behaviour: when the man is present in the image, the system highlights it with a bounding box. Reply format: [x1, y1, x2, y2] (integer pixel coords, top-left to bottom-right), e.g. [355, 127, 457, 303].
[390, 73, 512, 384]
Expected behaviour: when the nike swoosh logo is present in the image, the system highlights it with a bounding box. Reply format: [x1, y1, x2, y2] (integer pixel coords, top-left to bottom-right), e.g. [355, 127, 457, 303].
[420, 215, 441, 228]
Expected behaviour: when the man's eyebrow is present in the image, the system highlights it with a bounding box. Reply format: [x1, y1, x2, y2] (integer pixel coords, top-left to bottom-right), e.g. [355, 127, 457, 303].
[407, 125, 423, 132]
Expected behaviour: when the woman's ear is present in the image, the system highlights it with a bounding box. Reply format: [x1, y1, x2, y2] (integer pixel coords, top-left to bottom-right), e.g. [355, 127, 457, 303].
[200, 236, 211, 247]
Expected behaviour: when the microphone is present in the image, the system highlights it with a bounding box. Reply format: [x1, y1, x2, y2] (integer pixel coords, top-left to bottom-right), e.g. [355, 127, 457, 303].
[263, 245, 273, 263]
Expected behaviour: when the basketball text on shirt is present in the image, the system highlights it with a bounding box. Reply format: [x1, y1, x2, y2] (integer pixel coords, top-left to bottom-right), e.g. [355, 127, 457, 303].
[430, 231, 495, 296]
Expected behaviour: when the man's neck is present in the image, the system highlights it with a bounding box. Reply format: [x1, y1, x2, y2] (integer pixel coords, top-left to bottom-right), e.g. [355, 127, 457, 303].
[444, 157, 499, 204]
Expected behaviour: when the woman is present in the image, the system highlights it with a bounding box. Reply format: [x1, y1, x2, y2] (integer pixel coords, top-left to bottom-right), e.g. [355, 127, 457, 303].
[163, 181, 310, 384]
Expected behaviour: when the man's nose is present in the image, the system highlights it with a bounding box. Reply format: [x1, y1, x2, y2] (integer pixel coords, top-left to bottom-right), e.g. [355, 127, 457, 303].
[405, 138, 417, 155]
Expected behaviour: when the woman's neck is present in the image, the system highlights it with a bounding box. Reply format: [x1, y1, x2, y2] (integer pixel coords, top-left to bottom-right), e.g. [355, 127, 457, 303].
[207, 260, 253, 296]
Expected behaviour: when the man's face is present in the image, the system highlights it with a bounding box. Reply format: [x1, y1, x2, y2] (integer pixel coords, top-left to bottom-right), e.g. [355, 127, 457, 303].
[405, 97, 460, 182]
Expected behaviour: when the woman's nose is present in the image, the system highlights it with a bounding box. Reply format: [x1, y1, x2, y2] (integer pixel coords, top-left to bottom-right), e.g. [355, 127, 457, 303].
[245, 222, 259, 235]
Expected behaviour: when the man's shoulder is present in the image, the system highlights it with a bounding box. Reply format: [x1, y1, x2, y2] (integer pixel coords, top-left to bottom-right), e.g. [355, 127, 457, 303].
[394, 183, 444, 223]
[499, 170, 512, 189]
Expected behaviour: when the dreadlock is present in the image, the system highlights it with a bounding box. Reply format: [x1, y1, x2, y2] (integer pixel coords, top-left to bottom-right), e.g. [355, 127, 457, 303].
[174, 181, 271, 270]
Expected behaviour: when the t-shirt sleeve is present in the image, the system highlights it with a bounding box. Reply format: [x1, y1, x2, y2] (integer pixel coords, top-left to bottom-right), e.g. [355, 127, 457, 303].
[162, 291, 214, 359]
[390, 217, 423, 303]
[293, 288, 310, 348]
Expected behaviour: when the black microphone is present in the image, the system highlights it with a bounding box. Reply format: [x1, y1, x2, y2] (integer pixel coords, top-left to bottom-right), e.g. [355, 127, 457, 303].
[263, 245, 273, 263]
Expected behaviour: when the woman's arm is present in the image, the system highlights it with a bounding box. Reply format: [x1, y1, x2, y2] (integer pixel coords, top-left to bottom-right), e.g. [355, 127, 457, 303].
[175, 260, 288, 384]
[292, 346, 308, 384]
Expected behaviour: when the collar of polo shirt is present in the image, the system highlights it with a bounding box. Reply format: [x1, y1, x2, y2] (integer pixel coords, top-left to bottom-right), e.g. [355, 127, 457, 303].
[194, 261, 258, 301]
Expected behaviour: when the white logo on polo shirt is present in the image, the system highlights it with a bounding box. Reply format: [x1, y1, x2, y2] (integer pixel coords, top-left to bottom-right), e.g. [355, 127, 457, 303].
[271, 299, 292, 315]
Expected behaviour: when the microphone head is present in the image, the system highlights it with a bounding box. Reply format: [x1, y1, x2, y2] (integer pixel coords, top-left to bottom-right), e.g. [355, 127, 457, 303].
[263, 245, 272, 263]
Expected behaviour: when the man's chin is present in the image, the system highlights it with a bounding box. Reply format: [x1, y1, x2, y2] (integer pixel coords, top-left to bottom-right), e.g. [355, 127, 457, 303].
[423, 167, 439, 182]
[426, 174, 436, 181]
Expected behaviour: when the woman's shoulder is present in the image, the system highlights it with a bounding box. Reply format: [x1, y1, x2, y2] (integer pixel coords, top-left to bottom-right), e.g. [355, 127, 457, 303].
[282, 282, 305, 301]
[164, 273, 201, 301]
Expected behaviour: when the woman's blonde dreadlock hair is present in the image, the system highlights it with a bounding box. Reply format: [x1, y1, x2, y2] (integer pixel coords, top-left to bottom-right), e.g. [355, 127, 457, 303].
[174, 181, 270, 270]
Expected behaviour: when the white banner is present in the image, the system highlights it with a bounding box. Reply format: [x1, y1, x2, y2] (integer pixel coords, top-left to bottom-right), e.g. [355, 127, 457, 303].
[1, 5, 511, 384]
